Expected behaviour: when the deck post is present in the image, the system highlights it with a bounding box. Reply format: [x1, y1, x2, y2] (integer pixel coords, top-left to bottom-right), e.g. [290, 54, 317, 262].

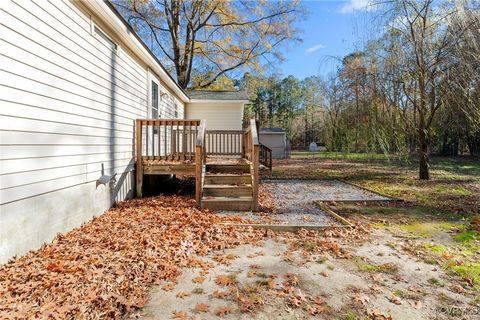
[252, 143, 260, 211]
[135, 119, 143, 198]
[195, 145, 202, 204]
[248, 119, 260, 211]
[195, 119, 206, 207]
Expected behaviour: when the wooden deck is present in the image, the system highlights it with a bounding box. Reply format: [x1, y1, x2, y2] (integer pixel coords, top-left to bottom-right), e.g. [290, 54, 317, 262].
[135, 119, 272, 210]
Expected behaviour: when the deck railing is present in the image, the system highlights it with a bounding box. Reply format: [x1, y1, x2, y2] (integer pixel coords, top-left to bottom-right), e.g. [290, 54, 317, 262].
[135, 119, 201, 197]
[135, 119, 201, 162]
[206, 130, 243, 156]
[195, 120, 206, 204]
[135, 118, 263, 209]
[244, 119, 260, 211]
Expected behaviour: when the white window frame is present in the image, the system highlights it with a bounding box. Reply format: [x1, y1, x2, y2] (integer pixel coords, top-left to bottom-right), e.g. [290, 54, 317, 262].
[148, 70, 161, 119]
[91, 19, 118, 52]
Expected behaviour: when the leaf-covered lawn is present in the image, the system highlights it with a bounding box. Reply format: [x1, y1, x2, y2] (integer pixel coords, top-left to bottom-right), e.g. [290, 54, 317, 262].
[0, 193, 367, 319]
[0, 196, 266, 319]
[267, 156, 480, 216]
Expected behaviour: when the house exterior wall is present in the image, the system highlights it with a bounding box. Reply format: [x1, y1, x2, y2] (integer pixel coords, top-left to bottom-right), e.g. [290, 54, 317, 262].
[185, 103, 244, 130]
[259, 133, 287, 158]
[0, 0, 183, 263]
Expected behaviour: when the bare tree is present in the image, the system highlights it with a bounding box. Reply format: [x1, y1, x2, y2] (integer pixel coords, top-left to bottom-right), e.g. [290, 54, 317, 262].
[382, 0, 467, 179]
[114, 0, 303, 89]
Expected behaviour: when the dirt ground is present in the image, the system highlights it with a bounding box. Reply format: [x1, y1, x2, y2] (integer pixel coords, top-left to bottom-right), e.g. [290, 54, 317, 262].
[129, 157, 479, 320]
[129, 227, 478, 320]
[1, 156, 478, 319]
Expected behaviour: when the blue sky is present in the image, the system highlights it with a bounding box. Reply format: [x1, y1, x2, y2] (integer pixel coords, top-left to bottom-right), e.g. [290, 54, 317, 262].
[277, 0, 374, 79]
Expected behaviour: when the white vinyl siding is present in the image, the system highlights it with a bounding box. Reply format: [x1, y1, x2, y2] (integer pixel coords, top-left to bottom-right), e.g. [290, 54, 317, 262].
[0, 0, 147, 205]
[0, 0, 183, 263]
[186, 103, 243, 130]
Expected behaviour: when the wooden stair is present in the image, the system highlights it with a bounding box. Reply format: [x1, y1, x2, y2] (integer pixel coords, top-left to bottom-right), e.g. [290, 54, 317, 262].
[201, 163, 253, 211]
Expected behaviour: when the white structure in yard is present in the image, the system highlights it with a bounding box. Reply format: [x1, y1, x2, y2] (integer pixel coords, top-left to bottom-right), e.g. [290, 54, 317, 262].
[259, 128, 288, 159]
[0, 0, 248, 263]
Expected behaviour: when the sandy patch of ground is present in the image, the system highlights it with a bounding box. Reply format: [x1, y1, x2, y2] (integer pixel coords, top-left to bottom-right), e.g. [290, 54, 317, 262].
[130, 229, 477, 320]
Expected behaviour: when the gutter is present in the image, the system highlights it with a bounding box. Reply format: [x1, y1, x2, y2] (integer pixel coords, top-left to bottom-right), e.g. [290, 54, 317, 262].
[189, 99, 250, 105]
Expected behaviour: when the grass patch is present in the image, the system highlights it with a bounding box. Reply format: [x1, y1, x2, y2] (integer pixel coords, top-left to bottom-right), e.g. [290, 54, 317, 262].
[192, 287, 204, 294]
[354, 257, 380, 272]
[427, 277, 444, 287]
[454, 230, 479, 243]
[354, 257, 398, 274]
[398, 222, 462, 237]
[423, 257, 438, 265]
[290, 151, 393, 161]
[434, 185, 473, 196]
[316, 256, 328, 264]
[450, 263, 480, 289]
[301, 240, 318, 252]
[255, 279, 270, 286]
[344, 310, 357, 320]
[422, 243, 447, 254]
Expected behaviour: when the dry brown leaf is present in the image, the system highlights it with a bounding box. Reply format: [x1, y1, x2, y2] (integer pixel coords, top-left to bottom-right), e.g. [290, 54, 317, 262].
[172, 310, 188, 320]
[312, 295, 324, 306]
[215, 275, 236, 286]
[354, 293, 370, 306]
[247, 270, 257, 278]
[162, 283, 175, 291]
[371, 274, 384, 283]
[212, 290, 229, 299]
[195, 303, 208, 313]
[366, 308, 393, 320]
[214, 306, 232, 317]
[449, 284, 466, 293]
[306, 304, 327, 315]
[408, 285, 423, 293]
[387, 293, 402, 305]
[176, 291, 190, 299]
[267, 278, 275, 289]
[192, 276, 205, 284]
[371, 284, 382, 293]
[288, 296, 302, 307]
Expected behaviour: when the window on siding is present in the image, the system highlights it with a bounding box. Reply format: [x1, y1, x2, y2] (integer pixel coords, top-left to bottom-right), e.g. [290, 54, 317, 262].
[94, 25, 117, 51]
[151, 81, 159, 118]
[174, 102, 178, 118]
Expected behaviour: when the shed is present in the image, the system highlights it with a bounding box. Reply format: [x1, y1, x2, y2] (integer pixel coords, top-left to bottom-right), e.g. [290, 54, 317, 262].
[259, 128, 288, 158]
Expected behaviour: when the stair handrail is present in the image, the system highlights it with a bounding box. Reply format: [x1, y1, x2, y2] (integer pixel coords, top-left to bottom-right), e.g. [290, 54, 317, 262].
[195, 119, 206, 205]
[259, 143, 272, 170]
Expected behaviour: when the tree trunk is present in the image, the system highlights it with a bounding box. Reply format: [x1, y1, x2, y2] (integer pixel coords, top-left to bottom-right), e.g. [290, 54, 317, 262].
[418, 125, 430, 180]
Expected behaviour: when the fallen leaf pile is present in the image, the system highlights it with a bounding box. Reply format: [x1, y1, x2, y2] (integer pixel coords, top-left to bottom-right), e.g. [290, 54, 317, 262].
[258, 184, 276, 213]
[282, 226, 371, 259]
[0, 195, 265, 319]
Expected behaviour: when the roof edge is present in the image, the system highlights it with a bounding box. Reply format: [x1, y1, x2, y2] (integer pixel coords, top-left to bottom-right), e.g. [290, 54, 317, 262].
[189, 99, 249, 104]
